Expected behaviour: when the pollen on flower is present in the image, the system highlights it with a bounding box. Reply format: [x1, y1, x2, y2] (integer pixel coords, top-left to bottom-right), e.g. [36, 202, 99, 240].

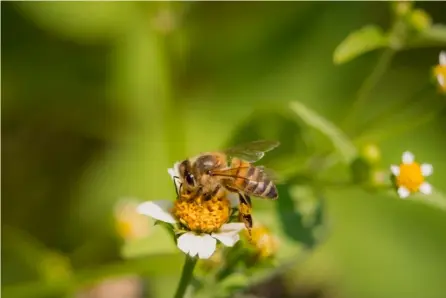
[396, 162, 424, 192]
[172, 195, 231, 234]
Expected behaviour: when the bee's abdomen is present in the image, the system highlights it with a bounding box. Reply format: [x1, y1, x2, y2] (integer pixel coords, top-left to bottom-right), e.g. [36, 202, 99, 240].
[243, 165, 278, 200]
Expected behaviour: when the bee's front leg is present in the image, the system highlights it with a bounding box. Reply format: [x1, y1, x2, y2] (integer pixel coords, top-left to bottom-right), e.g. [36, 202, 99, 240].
[238, 193, 253, 242]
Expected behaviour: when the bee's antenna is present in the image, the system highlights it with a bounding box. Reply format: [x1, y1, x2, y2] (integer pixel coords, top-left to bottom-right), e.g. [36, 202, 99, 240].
[173, 176, 180, 197]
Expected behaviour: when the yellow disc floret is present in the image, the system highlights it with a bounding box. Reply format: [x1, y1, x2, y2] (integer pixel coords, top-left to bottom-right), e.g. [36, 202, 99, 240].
[172, 195, 231, 234]
[396, 162, 424, 192]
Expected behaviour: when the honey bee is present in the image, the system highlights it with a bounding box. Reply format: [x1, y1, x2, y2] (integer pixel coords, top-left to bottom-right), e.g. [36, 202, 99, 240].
[172, 140, 280, 237]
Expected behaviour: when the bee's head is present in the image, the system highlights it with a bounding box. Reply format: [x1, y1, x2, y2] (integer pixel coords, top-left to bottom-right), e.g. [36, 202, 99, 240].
[178, 159, 196, 188]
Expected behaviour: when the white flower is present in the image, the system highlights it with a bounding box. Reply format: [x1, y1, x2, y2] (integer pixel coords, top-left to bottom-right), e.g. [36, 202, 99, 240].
[390, 151, 433, 199]
[137, 200, 244, 259]
[136, 162, 244, 259]
[167, 161, 182, 190]
[434, 51, 446, 92]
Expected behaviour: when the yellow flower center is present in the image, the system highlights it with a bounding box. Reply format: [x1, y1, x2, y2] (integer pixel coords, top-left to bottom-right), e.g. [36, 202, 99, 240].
[172, 195, 231, 233]
[396, 162, 424, 192]
[434, 65, 446, 91]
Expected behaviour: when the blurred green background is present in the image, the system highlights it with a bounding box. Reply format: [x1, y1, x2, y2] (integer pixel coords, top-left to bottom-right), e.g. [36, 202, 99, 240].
[2, 1, 446, 298]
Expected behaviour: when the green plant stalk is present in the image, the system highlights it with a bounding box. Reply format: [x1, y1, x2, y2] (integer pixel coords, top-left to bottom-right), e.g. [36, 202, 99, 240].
[342, 47, 396, 135]
[173, 255, 198, 298]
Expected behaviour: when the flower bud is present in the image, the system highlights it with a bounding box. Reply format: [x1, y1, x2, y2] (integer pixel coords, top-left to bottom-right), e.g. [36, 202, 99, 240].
[360, 143, 381, 165]
[409, 9, 432, 32]
[244, 223, 279, 259]
[392, 1, 414, 18]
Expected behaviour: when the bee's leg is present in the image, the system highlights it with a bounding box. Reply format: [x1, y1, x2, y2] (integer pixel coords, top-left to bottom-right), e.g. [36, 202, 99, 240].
[238, 193, 253, 241]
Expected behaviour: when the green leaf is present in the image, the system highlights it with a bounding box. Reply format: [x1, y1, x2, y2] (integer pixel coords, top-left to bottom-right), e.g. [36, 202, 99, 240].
[289, 101, 357, 164]
[224, 108, 311, 182]
[226, 109, 309, 161]
[333, 25, 388, 65]
[16, 2, 137, 43]
[274, 184, 328, 249]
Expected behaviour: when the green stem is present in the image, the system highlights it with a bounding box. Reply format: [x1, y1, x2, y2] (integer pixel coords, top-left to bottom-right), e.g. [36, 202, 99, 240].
[173, 255, 198, 298]
[342, 48, 396, 135]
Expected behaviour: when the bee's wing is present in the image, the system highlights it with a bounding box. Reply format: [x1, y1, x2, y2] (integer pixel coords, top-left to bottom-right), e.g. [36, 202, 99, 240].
[210, 166, 282, 199]
[224, 140, 280, 163]
[256, 166, 284, 184]
[209, 165, 282, 184]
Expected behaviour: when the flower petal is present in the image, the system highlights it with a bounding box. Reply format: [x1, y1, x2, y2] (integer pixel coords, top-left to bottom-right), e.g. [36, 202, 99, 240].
[167, 168, 176, 179]
[390, 165, 400, 176]
[397, 187, 410, 199]
[212, 232, 240, 247]
[177, 232, 199, 257]
[419, 182, 432, 195]
[168, 161, 181, 179]
[420, 163, 433, 177]
[440, 51, 446, 66]
[227, 193, 239, 208]
[137, 200, 176, 224]
[401, 151, 414, 164]
[168, 161, 182, 190]
[196, 234, 217, 259]
[219, 222, 246, 233]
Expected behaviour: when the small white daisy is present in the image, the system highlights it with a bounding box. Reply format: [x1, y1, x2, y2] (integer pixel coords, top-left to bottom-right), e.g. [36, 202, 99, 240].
[137, 162, 244, 259]
[390, 151, 433, 199]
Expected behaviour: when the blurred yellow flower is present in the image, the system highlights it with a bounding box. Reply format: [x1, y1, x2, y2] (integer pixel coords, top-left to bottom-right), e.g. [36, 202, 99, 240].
[390, 151, 433, 199]
[433, 51, 446, 93]
[245, 223, 279, 259]
[114, 199, 151, 241]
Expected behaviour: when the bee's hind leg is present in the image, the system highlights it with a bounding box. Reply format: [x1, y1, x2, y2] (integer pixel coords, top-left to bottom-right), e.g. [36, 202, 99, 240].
[238, 193, 253, 241]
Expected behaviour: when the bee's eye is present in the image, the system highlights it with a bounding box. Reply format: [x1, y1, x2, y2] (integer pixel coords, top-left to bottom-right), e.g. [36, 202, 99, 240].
[185, 171, 195, 186]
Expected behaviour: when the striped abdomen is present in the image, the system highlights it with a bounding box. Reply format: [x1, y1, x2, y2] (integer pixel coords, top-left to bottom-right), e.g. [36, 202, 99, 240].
[230, 158, 278, 200]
